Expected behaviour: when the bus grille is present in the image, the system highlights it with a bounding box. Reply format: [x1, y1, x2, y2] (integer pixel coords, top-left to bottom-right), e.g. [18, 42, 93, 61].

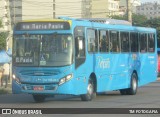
[20, 70, 60, 76]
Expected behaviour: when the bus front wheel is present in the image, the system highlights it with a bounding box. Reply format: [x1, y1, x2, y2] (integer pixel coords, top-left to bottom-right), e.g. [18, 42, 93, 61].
[32, 94, 46, 103]
[80, 78, 95, 101]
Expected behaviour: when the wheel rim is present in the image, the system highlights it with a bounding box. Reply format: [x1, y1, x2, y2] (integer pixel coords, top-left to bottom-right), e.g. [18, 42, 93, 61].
[132, 77, 137, 91]
[87, 82, 93, 96]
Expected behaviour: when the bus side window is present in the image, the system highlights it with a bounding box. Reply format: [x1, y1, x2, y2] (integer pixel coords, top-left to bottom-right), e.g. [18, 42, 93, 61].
[74, 26, 86, 69]
[110, 30, 120, 53]
[87, 29, 96, 52]
[130, 32, 138, 52]
[140, 33, 147, 53]
[148, 33, 155, 52]
[120, 32, 129, 52]
[99, 30, 109, 52]
[75, 36, 85, 57]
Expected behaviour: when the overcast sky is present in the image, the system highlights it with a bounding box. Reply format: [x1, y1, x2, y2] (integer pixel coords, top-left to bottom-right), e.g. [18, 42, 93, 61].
[141, 0, 160, 3]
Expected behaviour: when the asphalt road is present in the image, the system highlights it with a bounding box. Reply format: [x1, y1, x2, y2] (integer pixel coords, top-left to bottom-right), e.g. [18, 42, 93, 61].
[0, 79, 160, 117]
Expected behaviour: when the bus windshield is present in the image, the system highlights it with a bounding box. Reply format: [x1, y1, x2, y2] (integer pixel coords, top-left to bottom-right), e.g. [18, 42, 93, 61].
[13, 34, 73, 67]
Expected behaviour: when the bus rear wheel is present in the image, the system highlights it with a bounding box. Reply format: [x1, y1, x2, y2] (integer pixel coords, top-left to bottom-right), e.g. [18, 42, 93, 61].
[120, 89, 128, 95]
[80, 78, 95, 101]
[32, 94, 46, 103]
[127, 73, 138, 95]
[120, 73, 138, 95]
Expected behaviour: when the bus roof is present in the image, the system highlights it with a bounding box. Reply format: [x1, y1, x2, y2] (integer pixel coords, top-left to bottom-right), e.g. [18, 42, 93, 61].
[14, 17, 156, 33]
[79, 18, 132, 26]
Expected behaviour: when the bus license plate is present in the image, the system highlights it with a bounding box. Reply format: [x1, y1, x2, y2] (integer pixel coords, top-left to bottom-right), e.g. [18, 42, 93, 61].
[33, 86, 44, 91]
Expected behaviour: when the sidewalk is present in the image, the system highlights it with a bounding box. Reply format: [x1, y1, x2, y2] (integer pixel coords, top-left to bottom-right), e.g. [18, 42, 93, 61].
[0, 86, 12, 94]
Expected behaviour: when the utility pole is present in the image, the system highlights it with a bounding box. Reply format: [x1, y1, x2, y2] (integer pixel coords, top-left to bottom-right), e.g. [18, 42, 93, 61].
[126, 0, 132, 24]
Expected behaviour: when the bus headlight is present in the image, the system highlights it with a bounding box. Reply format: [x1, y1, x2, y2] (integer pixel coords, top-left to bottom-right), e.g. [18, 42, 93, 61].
[12, 74, 21, 84]
[59, 74, 73, 85]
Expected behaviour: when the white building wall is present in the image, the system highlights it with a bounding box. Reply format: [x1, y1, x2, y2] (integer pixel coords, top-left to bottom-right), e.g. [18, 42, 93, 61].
[55, 0, 83, 18]
[136, 2, 160, 19]
[119, 0, 141, 14]
[108, 0, 120, 16]
[22, 0, 54, 20]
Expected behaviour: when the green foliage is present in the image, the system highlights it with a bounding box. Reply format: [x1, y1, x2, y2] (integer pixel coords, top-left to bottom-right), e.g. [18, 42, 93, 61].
[145, 18, 160, 45]
[111, 15, 127, 20]
[0, 20, 2, 28]
[112, 14, 160, 45]
[0, 19, 8, 50]
[132, 13, 148, 26]
[112, 14, 148, 26]
[0, 32, 8, 50]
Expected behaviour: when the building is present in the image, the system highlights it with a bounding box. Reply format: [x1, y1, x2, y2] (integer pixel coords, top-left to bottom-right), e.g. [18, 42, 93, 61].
[91, 0, 120, 18]
[0, 0, 11, 31]
[0, 0, 22, 31]
[56, 0, 84, 18]
[82, 0, 92, 18]
[136, 2, 160, 19]
[119, 0, 141, 15]
[22, 0, 55, 20]
[0, 0, 127, 29]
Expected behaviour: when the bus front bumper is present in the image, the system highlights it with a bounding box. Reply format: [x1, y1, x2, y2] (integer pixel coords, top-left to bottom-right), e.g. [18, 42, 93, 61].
[12, 78, 86, 95]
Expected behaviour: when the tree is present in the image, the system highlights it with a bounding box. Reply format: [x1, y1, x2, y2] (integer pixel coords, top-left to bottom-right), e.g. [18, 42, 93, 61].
[111, 15, 127, 21]
[112, 14, 148, 26]
[0, 19, 2, 27]
[132, 13, 148, 26]
[112, 14, 160, 47]
[0, 19, 7, 50]
[145, 18, 160, 41]
[0, 32, 7, 50]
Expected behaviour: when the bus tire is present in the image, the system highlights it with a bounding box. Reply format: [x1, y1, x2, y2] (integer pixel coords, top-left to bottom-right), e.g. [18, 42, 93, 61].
[32, 94, 46, 103]
[127, 73, 138, 95]
[80, 78, 95, 101]
[120, 89, 128, 95]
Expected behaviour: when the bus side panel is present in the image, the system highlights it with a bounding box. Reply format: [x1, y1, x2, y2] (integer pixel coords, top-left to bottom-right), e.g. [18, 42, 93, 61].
[94, 53, 111, 92]
[138, 53, 157, 86]
[95, 54, 130, 92]
[109, 54, 130, 90]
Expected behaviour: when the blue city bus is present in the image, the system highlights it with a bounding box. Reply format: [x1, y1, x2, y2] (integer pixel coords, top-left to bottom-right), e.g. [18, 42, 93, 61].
[12, 17, 157, 102]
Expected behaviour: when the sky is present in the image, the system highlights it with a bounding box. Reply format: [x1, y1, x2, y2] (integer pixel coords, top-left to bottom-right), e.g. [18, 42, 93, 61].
[141, 0, 160, 3]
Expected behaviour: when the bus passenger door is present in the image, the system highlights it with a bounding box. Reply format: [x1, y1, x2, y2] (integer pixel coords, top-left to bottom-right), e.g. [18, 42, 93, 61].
[74, 27, 87, 94]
